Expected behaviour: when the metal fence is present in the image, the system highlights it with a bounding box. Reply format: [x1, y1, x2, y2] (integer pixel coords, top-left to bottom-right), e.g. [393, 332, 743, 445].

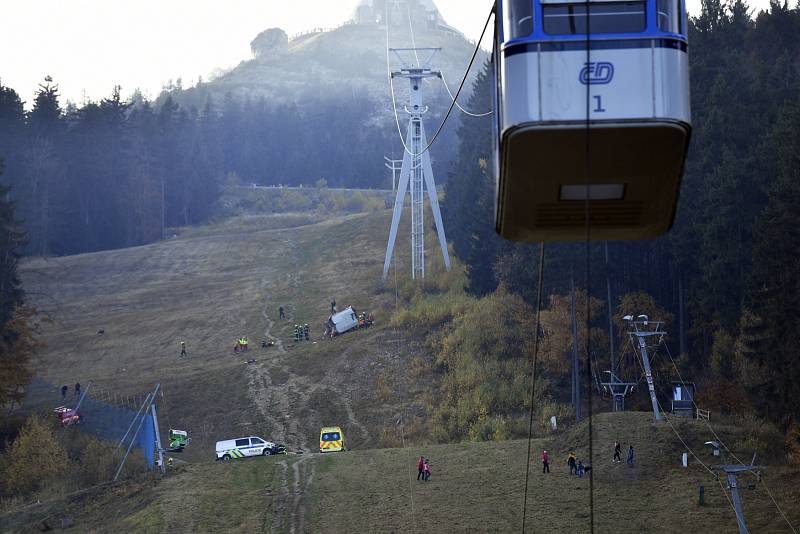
[22, 379, 155, 468]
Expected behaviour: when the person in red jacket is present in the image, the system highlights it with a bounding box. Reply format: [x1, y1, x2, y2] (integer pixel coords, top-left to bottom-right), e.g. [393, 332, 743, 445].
[417, 455, 425, 480]
[542, 450, 550, 473]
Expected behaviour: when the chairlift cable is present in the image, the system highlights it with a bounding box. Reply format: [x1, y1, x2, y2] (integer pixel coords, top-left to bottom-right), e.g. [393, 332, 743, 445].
[440, 75, 494, 117]
[521, 242, 546, 533]
[662, 344, 798, 532]
[760, 479, 799, 533]
[385, 5, 494, 157]
[390, 192, 415, 514]
[582, 1, 596, 528]
[406, 3, 421, 68]
[637, 355, 747, 532]
[662, 343, 743, 463]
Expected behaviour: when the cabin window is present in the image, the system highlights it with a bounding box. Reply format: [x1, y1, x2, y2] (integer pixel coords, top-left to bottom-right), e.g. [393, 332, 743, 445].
[251, 437, 264, 444]
[657, 0, 682, 33]
[503, 0, 534, 40]
[543, 2, 646, 34]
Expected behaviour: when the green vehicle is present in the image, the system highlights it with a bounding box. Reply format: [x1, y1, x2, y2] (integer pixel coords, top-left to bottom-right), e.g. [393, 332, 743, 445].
[167, 429, 189, 452]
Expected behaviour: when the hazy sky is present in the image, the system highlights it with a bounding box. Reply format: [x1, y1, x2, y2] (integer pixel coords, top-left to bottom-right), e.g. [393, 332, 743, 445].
[0, 0, 775, 107]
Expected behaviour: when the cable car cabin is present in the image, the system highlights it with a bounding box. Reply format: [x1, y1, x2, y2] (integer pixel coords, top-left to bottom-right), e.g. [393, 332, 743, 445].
[493, 0, 691, 241]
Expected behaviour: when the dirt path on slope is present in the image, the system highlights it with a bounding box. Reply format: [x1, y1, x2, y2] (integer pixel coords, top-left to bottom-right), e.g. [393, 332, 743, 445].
[247, 236, 315, 452]
[269, 454, 316, 534]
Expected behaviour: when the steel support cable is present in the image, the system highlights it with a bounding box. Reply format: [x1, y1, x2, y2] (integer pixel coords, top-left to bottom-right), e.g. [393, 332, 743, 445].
[385, 6, 494, 157]
[635, 351, 747, 532]
[441, 74, 494, 117]
[521, 243, 546, 534]
[760, 479, 799, 533]
[662, 344, 798, 532]
[406, 2, 421, 68]
[583, 0, 596, 530]
[391, 206, 415, 516]
[662, 343, 745, 463]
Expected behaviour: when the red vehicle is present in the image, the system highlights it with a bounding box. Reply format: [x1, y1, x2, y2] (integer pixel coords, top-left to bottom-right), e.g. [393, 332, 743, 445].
[54, 406, 81, 426]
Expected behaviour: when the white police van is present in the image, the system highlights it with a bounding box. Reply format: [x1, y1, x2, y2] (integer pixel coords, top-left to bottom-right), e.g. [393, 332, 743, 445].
[215, 436, 284, 461]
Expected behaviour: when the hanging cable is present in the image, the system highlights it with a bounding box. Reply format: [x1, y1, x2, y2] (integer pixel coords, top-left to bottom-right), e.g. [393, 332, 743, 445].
[521, 243, 546, 533]
[386, 5, 494, 157]
[406, 2, 421, 68]
[441, 75, 494, 117]
[760, 479, 799, 533]
[661, 343, 798, 532]
[582, 0, 596, 529]
[630, 351, 749, 533]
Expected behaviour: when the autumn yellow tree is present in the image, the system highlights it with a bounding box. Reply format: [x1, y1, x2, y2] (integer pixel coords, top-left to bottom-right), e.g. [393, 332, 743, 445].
[2, 415, 67, 496]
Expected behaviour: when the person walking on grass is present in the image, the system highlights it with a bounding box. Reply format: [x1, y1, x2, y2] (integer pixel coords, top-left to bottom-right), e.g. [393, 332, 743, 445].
[417, 455, 425, 480]
[74, 383, 81, 397]
[423, 458, 431, 481]
[613, 441, 622, 463]
[568, 452, 577, 475]
[279, 305, 285, 320]
[542, 450, 550, 473]
[61, 385, 68, 400]
[330, 299, 337, 314]
[627, 444, 635, 466]
[577, 460, 584, 478]
[180, 341, 187, 358]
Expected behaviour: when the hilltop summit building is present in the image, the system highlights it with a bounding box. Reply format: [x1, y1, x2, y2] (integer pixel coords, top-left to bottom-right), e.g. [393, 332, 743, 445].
[352, 0, 461, 35]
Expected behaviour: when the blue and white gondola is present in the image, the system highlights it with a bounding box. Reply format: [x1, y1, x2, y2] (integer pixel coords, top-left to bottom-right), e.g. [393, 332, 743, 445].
[493, 0, 691, 241]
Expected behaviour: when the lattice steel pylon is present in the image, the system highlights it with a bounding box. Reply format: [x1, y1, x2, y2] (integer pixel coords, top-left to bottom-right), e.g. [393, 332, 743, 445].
[383, 47, 451, 280]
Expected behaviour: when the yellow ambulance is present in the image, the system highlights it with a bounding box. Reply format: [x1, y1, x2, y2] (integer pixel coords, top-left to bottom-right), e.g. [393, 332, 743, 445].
[319, 426, 345, 453]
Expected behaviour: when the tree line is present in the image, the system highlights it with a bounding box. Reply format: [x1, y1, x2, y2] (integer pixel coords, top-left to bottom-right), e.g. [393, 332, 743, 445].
[444, 0, 800, 434]
[0, 80, 451, 256]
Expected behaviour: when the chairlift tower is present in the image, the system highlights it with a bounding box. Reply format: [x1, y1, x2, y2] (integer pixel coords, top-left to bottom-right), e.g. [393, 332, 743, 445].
[600, 371, 636, 412]
[706, 442, 765, 534]
[383, 47, 451, 280]
[624, 315, 665, 421]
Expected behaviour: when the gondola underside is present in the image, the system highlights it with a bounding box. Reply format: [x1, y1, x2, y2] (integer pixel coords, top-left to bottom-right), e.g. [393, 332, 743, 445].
[496, 121, 690, 242]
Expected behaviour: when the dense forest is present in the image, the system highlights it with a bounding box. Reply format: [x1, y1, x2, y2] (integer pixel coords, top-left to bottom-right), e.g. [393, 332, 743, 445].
[0, 162, 35, 410]
[445, 0, 800, 433]
[0, 80, 411, 256]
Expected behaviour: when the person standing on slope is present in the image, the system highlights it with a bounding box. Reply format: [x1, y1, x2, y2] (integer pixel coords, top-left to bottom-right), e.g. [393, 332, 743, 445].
[627, 444, 635, 466]
[568, 452, 577, 475]
[180, 341, 187, 358]
[330, 299, 336, 314]
[542, 450, 550, 473]
[279, 305, 285, 320]
[613, 441, 622, 463]
[417, 455, 425, 480]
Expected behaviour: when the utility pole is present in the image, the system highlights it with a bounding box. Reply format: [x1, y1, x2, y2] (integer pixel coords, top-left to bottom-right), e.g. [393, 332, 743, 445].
[624, 315, 665, 421]
[383, 47, 451, 280]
